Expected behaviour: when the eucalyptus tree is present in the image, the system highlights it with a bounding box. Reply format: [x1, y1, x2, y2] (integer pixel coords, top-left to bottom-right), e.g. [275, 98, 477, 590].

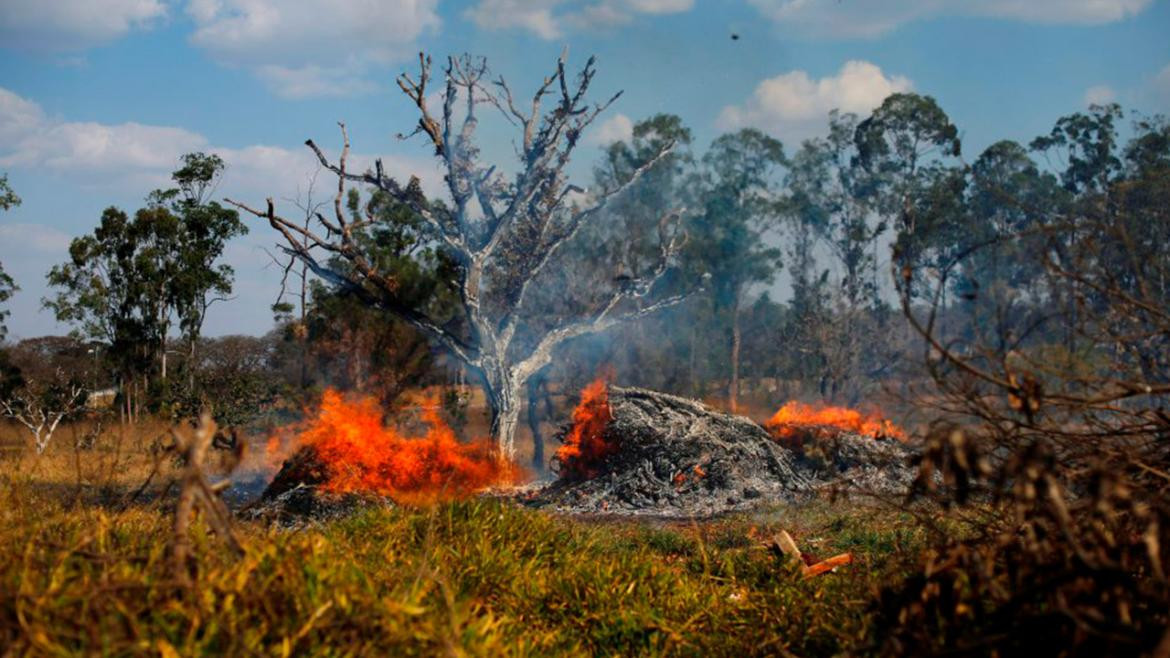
[45, 206, 177, 416]
[0, 174, 19, 342]
[151, 153, 247, 385]
[684, 128, 785, 412]
[44, 154, 245, 415]
[853, 92, 962, 292]
[230, 53, 694, 456]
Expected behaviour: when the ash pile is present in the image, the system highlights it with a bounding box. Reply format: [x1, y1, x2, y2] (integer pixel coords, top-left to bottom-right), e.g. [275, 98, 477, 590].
[781, 431, 918, 497]
[243, 445, 392, 525]
[530, 386, 813, 517]
[529, 386, 917, 517]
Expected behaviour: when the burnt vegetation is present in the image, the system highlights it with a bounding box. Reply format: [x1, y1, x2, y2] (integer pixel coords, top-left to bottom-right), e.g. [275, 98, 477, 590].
[1, 51, 1169, 656]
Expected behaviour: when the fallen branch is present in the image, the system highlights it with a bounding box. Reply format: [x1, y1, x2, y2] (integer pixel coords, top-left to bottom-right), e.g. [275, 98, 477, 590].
[771, 529, 854, 578]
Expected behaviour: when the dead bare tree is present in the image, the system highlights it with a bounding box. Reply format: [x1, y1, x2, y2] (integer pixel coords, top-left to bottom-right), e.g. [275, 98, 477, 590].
[0, 368, 87, 454]
[229, 52, 692, 457]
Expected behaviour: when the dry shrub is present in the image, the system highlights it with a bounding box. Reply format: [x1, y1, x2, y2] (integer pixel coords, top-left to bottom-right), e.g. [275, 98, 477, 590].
[874, 152, 1170, 655]
[874, 424, 1169, 655]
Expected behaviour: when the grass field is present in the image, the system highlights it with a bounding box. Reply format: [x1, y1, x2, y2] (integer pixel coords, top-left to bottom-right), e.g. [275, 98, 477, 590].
[0, 420, 929, 656]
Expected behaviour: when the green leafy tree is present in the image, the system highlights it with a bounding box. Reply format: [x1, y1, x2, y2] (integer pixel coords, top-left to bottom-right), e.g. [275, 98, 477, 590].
[684, 128, 785, 411]
[854, 93, 963, 301]
[1030, 103, 1123, 195]
[45, 155, 246, 417]
[45, 206, 178, 417]
[0, 174, 20, 342]
[149, 153, 247, 386]
[295, 187, 461, 407]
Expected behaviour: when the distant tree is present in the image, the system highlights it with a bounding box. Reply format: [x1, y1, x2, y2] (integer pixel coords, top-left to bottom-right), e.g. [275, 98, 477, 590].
[957, 140, 1059, 308]
[782, 111, 897, 400]
[231, 53, 695, 456]
[287, 186, 461, 407]
[0, 174, 20, 342]
[685, 128, 785, 411]
[0, 338, 92, 453]
[592, 114, 695, 279]
[0, 174, 17, 211]
[1030, 103, 1123, 195]
[151, 153, 247, 388]
[853, 92, 962, 293]
[579, 114, 696, 396]
[169, 334, 284, 427]
[45, 206, 177, 417]
[45, 155, 246, 417]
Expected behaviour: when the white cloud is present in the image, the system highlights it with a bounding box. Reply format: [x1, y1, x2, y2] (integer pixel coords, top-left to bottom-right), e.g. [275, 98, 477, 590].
[465, 0, 563, 38]
[464, 0, 693, 39]
[972, 0, 1151, 23]
[186, 0, 440, 98]
[0, 88, 209, 188]
[0, 0, 166, 51]
[586, 113, 634, 146]
[717, 61, 912, 143]
[0, 223, 72, 254]
[0, 88, 46, 147]
[1084, 84, 1117, 106]
[0, 100, 207, 195]
[0, 86, 446, 339]
[253, 65, 380, 100]
[0, 86, 443, 197]
[748, 0, 1152, 38]
[1152, 63, 1170, 107]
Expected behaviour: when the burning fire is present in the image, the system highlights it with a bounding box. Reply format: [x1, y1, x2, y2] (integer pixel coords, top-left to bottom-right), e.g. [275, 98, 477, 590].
[270, 389, 518, 503]
[765, 401, 906, 445]
[555, 377, 616, 480]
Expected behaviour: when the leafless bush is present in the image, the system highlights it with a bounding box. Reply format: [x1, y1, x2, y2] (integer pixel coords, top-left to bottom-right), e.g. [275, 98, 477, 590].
[873, 164, 1170, 654]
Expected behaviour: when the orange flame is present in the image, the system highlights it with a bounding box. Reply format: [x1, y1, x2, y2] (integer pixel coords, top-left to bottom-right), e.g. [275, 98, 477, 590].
[554, 377, 616, 480]
[764, 401, 906, 446]
[271, 389, 519, 503]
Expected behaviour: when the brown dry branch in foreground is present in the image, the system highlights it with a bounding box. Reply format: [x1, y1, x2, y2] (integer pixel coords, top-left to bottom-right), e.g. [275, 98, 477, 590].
[169, 412, 243, 586]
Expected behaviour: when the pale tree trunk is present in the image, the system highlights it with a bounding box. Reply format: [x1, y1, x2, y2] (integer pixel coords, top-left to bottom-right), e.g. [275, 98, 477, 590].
[526, 374, 550, 472]
[188, 337, 197, 391]
[689, 325, 699, 398]
[728, 292, 742, 414]
[484, 375, 522, 458]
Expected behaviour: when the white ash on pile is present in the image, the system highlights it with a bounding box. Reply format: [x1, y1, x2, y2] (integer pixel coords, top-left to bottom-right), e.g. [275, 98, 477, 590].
[530, 386, 813, 517]
[785, 432, 918, 496]
[529, 385, 918, 516]
[243, 445, 392, 525]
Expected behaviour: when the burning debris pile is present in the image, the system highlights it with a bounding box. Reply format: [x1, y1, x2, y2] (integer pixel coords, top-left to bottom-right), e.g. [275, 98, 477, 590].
[766, 401, 906, 446]
[533, 386, 813, 517]
[254, 381, 915, 522]
[764, 401, 917, 495]
[528, 381, 916, 516]
[250, 390, 518, 522]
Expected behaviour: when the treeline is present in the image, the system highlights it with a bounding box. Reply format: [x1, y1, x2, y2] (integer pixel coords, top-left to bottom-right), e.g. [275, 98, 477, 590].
[539, 97, 1170, 416]
[1, 95, 1166, 439]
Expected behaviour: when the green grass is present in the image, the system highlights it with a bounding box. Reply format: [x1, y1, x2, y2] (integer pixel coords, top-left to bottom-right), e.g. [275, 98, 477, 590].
[0, 435, 929, 656]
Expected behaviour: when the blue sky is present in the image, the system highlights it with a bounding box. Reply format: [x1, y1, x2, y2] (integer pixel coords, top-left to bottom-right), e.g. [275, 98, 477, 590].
[1, 0, 1168, 339]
